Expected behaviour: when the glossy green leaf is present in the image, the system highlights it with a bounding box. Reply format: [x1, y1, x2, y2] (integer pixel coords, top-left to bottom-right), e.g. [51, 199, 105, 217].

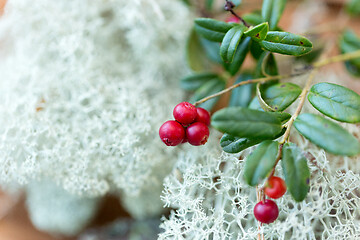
[308, 82, 360, 123]
[244, 140, 279, 186]
[220, 128, 286, 153]
[261, 82, 301, 111]
[220, 25, 246, 63]
[269, 112, 291, 124]
[194, 18, 234, 42]
[339, 30, 360, 76]
[211, 107, 283, 139]
[220, 134, 263, 153]
[180, 73, 218, 91]
[262, 0, 287, 30]
[245, 22, 269, 42]
[190, 78, 225, 111]
[259, 31, 313, 56]
[294, 113, 360, 156]
[225, 36, 251, 76]
[281, 142, 310, 202]
[229, 73, 253, 107]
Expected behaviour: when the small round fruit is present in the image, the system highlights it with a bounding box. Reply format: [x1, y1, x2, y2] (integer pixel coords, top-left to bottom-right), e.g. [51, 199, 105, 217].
[195, 107, 211, 126]
[265, 176, 287, 199]
[186, 122, 209, 146]
[159, 120, 185, 146]
[173, 102, 197, 125]
[253, 199, 279, 224]
[226, 15, 240, 23]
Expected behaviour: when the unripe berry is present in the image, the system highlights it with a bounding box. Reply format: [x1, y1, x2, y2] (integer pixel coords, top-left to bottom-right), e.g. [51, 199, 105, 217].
[264, 176, 287, 199]
[186, 122, 209, 146]
[159, 120, 185, 146]
[173, 102, 197, 125]
[195, 107, 211, 126]
[253, 199, 279, 224]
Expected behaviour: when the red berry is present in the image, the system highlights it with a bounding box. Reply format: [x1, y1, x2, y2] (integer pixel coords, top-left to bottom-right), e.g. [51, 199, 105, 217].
[226, 15, 240, 23]
[195, 107, 211, 126]
[159, 120, 185, 146]
[186, 122, 209, 146]
[264, 176, 287, 199]
[173, 102, 197, 125]
[253, 199, 279, 224]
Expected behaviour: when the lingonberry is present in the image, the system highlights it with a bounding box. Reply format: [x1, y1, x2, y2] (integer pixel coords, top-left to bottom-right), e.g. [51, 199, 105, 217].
[253, 199, 279, 224]
[186, 122, 209, 146]
[159, 120, 185, 146]
[173, 102, 197, 125]
[226, 15, 240, 23]
[264, 176, 287, 199]
[195, 107, 211, 126]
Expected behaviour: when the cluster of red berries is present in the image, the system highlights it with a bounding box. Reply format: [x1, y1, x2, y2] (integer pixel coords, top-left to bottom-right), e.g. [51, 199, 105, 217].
[159, 102, 211, 146]
[254, 176, 287, 224]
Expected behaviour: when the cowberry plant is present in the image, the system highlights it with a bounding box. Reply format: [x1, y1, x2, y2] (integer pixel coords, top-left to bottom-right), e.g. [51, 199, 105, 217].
[162, 0, 360, 231]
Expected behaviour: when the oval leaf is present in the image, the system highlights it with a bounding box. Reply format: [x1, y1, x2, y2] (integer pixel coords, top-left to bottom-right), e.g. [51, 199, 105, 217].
[259, 31, 313, 56]
[261, 82, 301, 111]
[281, 142, 310, 202]
[229, 73, 253, 107]
[225, 36, 251, 76]
[261, 0, 287, 30]
[244, 140, 279, 186]
[308, 82, 360, 123]
[211, 107, 283, 139]
[294, 113, 360, 156]
[194, 18, 234, 42]
[220, 133, 262, 154]
[190, 78, 225, 111]
[220, 25, 246, 63]
[180, 73, 218, 91]
[244, 22, 269, 42]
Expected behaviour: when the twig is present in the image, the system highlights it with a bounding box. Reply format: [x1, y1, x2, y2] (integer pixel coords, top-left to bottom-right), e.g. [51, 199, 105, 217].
[224, 0, 250, 27]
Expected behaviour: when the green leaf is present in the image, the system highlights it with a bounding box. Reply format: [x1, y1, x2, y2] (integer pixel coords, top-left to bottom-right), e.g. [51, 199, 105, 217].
[244, 22, 269, 42]
[180, 73, 218, 91]
[346, 0, 360, 16]
[269, 112, 291, 124]
[281, 142, 310, 202]
[261, 0, 287, 30]
[199, 37, 223, 64]
[250, 40, 264, 59]
[256, 82, 276, 112]
[225, 36, 251, 76]
[229, 73, 253, 107]
[220, 128, 286, 153]
[194, 18, 234, 42]
[186, 29, 212, 71]
[244, 140, 279, 186]
[248, 96, 264, 111]
[339, 30, 360, 76]
[190, 78, 225, 111]
[294, 113, 360, 156]
[308, 82, 360, 123]
[211, 107, 283, 139]
[220, 134, 263, 153]
[255, 52, 278, 78]
[261, 82, 301, 111]
[242, 12, 265, 26]
[259, 31, 313, 56]
[220, 25, 246, 63]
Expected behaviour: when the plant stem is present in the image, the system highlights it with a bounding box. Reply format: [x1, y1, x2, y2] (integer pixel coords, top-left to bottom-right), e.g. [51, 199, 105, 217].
[194, 50, 360, 107]
[224, 0, 250, 27]
[194, 74, 291, 106]
[279, 69, 318, 144]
